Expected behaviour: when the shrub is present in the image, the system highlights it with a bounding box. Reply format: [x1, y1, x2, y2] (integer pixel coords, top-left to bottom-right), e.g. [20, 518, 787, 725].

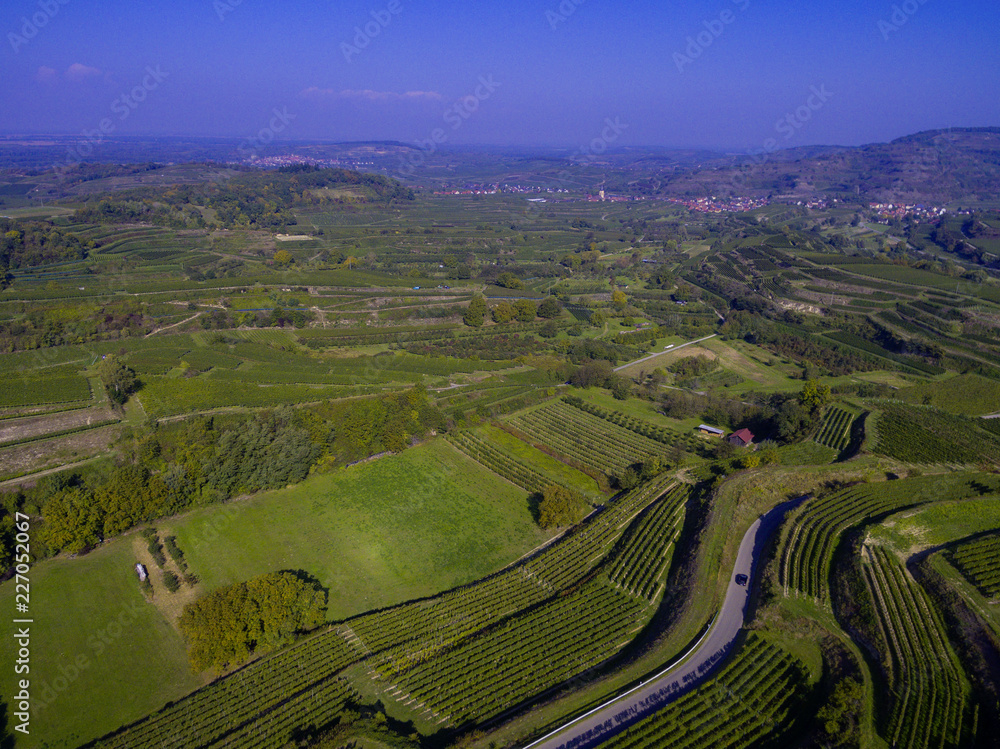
[163, 570, 181, 593]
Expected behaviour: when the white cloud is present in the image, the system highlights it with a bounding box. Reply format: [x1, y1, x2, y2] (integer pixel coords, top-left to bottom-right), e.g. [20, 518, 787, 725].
[64, 63, 102, 82]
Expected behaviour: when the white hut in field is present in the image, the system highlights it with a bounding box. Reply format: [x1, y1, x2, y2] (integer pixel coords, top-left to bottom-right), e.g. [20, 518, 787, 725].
[135, 563, 148, 582]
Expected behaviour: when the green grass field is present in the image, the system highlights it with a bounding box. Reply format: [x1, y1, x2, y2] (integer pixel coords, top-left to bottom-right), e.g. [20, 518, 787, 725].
[166, 439, 548, 620]
[0, 541, 201, 749]
[0, 439, 546, 748]
[871, 496, 1000, 552]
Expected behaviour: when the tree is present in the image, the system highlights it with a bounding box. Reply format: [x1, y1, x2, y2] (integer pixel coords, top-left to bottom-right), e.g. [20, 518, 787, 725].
[464, 296, 487, 327]
[40, 485, 102, 553]
[491, 301, 515, 324]
[539, 320, 559, 339]
[97, 355, 139, 405]
[816, 677, 863, 748]
[179, 571, 327, 672]
[537, 296, 562, 318]
[537, 485, 587, 529]
[513, 299, 537, 322]
[495, 271, 523, 289]
[273, 249, 293, 267]
[799, 379, 832, 412]
[610, 376, 631, 401]
[612, 288, 628, 310]
[571, 360, 614, 388]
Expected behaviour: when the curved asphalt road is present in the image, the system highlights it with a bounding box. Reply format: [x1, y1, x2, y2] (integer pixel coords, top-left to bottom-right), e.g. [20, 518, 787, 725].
[523, 496, 807, 749]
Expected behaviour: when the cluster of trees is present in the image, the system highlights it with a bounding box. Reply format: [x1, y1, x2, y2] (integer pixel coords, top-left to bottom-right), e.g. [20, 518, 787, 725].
[668, 355, 719, 387]
[463, 296, 562, 328]
[74, 199, 206, 230]
[97, 355, 139, 406]
[660, 380, 830, 445]
[179, 571, 327, 672]
[565, 338, 647, 366]
[570, 359, 632, 400]
[721, 312, 877, 376]
[27, 391, 444, 559]
[404, 333, 545, 361]
[536, 485, 588, 529]
[73, 166, 414, 231]
[0, 298, 152, 353]
[1, 217, 91, 271]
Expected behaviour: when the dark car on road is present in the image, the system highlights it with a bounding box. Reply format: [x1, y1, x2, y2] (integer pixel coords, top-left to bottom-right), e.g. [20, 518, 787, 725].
[735, 574, 748, 586]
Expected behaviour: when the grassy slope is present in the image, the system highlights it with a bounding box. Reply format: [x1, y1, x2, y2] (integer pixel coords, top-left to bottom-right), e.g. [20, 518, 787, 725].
[872, 496, 1000, 551]
[0, 439, 546, 748]
[168, 439, 548, 621]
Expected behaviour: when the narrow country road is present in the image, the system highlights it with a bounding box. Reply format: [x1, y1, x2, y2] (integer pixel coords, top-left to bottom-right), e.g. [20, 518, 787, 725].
[613, 334, 718, 373]
[523, 495, 807, 749]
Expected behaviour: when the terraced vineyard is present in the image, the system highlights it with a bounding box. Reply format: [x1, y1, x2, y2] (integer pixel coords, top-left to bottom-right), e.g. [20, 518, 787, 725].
[947, 532, 1000, 599]
[608, 483, 688, 600]
[597, 635, 806, 749]
[1, 362, 93, 408]
[779, 473, 994, 600]
[91, 475, 684, 746]
[562, 396, 705, 454]
[90, 631, 360, 749]
[389, 579, 651, 725]
[870, 402, 1000, 464]
[861, 545, 975, 749]
[508, 400, 667, 476]
[812, 406, 855, 451]
[446, 430, 558, 494]
[377, 484, 689, 726]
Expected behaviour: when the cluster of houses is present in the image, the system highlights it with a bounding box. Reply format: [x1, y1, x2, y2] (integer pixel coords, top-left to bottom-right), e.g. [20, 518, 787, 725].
[698, 424, 755, 447]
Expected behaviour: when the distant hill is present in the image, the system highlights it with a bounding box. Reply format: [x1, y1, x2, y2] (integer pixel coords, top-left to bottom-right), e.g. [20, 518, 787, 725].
[637, 127, 1000, 205]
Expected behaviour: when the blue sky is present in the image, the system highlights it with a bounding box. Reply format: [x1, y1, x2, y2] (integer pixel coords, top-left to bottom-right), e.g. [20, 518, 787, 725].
[1, 0, 998, 150]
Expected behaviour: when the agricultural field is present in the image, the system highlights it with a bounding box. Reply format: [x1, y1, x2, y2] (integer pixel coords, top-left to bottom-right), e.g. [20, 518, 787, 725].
[506, 400, 669, 479]
[897, 372, 1000, 416]
[0, 441, 548, 748]
[812, 405, 859, 452]
[869, 402, 1000, 464]
[596, 635, 808, 749]
[778, 472, 996, 600]
[861, 544, 975, 749]
[947, 533, 1000, 599]
[4, 157, 1000, 749]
